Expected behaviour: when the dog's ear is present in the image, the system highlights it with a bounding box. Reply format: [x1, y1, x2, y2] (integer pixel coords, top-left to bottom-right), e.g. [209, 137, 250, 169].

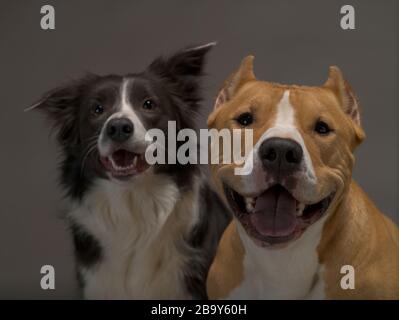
[149, 42, 216, 77]
[147, 42, 215, 107]
[27, 77, 93, 146]
[324, 66, 365, 145]
[207, 55, 256, 126]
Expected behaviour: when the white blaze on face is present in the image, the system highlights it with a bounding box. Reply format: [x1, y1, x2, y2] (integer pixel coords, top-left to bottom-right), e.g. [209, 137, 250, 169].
[98, 78, 148, 156]
[239, 90, 316, 193]
[275, 90, 295, 128]
[119, 79, 147, 143]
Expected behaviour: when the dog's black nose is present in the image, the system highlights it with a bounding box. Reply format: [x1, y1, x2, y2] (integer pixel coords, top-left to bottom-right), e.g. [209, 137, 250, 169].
[106, 118, 134, 142]
[259, 137, 303, 175]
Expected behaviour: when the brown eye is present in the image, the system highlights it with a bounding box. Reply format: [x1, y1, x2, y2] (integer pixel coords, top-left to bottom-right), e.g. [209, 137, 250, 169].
[92, 104, 104, 116]
[314, 120, 332, 135]
[143, 99, 156, 110]
[236, 112, 253, 126]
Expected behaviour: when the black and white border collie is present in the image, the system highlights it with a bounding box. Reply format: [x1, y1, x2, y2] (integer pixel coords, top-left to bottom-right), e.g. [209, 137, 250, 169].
[31, 43, 230, 299]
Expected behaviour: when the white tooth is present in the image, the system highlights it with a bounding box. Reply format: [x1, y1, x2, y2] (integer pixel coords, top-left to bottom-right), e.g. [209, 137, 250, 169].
[133, 156, 138, 167]
[245, 197, 255, 212]
[296, 203, 305, 216]
[110, 157, 117, 169]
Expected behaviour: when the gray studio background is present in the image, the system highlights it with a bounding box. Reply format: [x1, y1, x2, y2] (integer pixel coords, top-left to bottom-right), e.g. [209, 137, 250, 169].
[0, 0, 397, 299]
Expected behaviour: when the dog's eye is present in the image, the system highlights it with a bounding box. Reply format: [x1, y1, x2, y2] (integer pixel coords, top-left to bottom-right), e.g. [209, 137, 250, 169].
[92, 104, 104, 116]
[314, 120, 332, 135]
[143, 99, 156, 110]
[236, 112, 253, 126]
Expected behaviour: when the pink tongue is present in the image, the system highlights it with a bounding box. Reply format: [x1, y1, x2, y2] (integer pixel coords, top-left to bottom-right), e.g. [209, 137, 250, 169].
[112, 150, 135, 167]
[250, 186, 297, 237]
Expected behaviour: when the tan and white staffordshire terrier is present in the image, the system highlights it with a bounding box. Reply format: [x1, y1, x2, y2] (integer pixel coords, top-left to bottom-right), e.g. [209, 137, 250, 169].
[206, 56, 399, 299]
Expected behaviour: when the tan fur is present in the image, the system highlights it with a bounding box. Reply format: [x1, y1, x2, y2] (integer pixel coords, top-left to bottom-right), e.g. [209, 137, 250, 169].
[207, 56, 399, 299]
[319, 181, 399, 299]
[206, 222, 244, 299]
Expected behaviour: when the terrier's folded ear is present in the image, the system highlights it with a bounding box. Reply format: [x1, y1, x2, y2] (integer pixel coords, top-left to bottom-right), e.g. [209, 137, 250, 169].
[208, 55, 256, 127]
[324, 66, 365, 145]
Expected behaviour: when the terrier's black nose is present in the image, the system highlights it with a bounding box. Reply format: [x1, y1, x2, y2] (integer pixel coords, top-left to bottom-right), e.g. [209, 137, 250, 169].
[259, 137, 303, 175]
[106, 118, 134, 142]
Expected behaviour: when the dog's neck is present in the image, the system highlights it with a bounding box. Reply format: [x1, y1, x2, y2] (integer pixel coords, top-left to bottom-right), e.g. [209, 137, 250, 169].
[317, 180, 371, 266]
[233, 212, 328, 299]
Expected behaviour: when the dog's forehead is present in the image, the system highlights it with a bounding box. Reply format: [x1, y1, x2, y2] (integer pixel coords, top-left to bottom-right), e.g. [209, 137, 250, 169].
[86, 74, 152, 95]
[228, 82, 341, 123]
[124, 75, 160, 98]
[288, 86, 340, 112]
[236, 82, 286, 109]
[244, 82, 336, 111]
[88, 75, 123, 95]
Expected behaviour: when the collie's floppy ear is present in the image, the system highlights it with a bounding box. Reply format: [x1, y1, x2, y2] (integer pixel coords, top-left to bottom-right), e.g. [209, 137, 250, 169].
[324, 66, 365, 145]
[27, 75, 96, 146]
[147, 42, 216, 107]
[208, 55, 256, 126]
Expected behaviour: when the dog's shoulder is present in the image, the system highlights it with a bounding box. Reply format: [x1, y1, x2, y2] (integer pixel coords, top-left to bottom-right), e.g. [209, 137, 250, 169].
[320, 181, 399, 299]
[207, 221, 244, 299]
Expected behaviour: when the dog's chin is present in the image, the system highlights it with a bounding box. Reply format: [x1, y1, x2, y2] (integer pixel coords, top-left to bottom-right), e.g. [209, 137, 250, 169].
[100, 149, 150, 181]
[223, 183, 335, 248]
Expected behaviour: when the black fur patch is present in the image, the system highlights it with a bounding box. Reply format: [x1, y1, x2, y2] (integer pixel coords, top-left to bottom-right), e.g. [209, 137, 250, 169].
[184, 183, 231, 299]
[70, 222, 102, 268]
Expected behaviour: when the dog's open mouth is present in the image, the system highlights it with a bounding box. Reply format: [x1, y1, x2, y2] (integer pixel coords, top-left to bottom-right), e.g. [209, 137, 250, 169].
[100, 149, 150, 179]
[223, 184, 335, 246]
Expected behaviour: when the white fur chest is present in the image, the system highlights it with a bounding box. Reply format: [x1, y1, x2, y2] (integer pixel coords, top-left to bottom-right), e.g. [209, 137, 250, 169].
[69, 173, 200, 299]
[228, 219, 327, 300]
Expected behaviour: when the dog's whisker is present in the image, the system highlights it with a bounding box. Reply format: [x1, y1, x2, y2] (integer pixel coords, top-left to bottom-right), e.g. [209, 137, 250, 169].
[80, 143, 98, 177]
[81, 140, 97, 158]
[81, 138, 99, 153]
[82, 134, 100, 144]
